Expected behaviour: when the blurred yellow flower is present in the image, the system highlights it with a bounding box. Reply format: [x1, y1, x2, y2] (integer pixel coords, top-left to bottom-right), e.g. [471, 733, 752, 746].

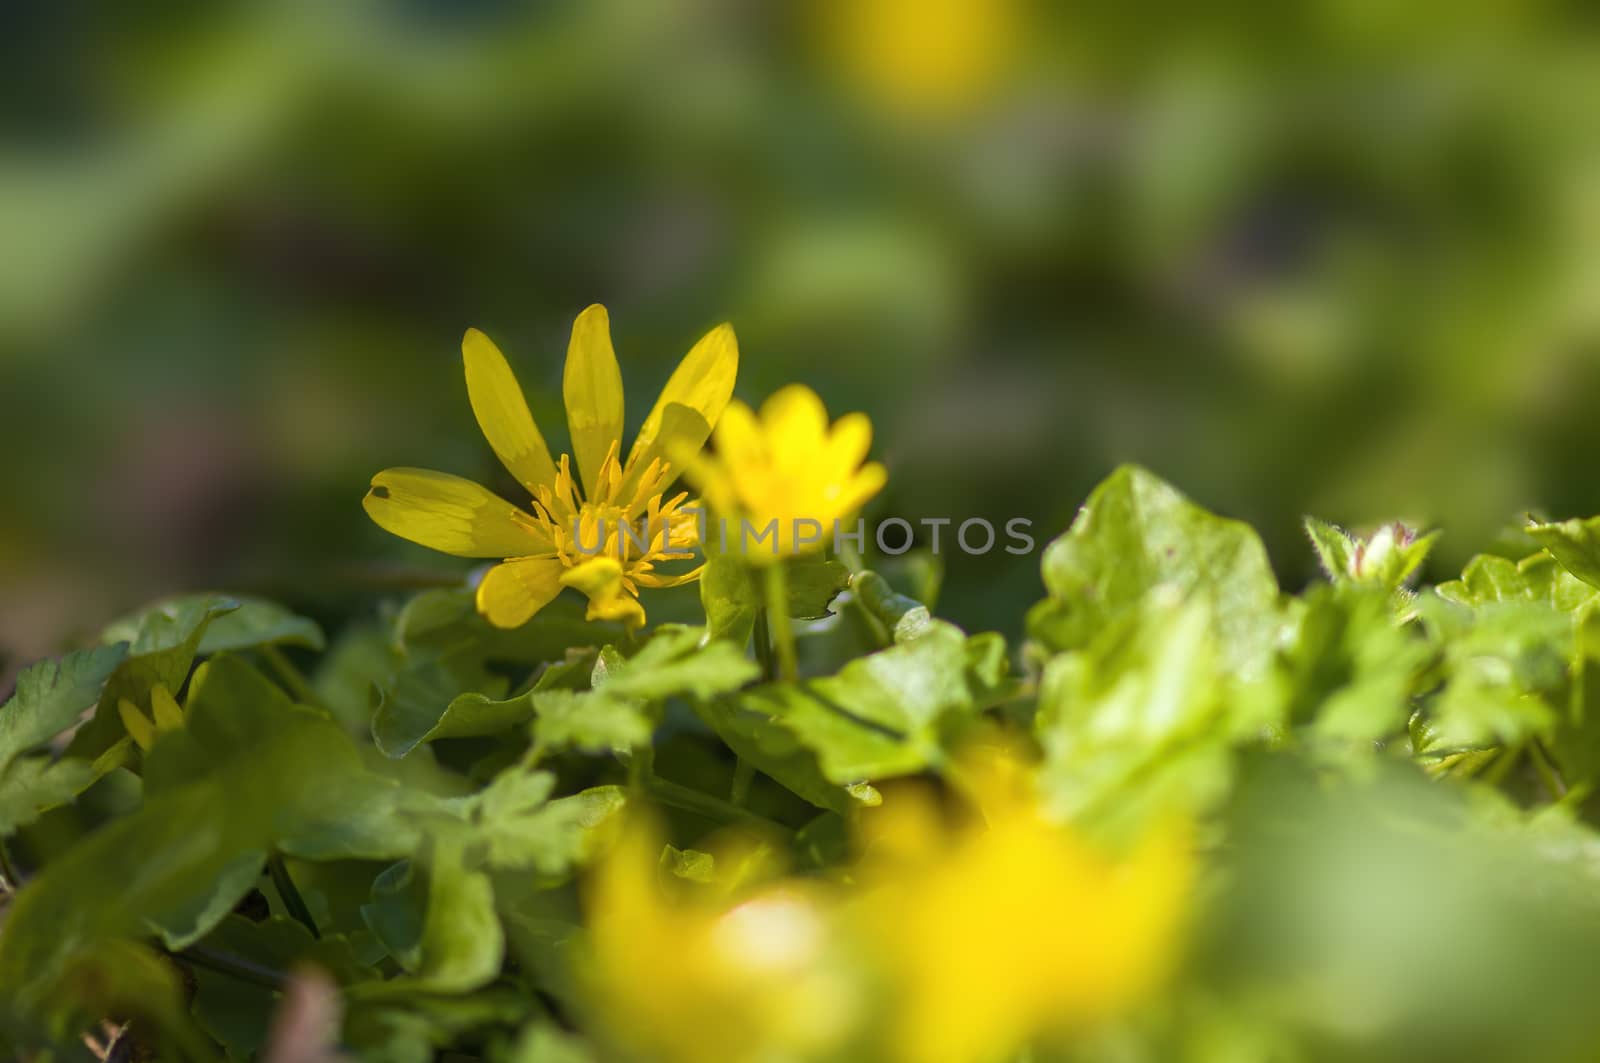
[364, 305, 737, 628]
[816, 0, 1020, 118]
[117, 682, 183, 752]
[583, 818, 857, 1063]
[684, 384, 886, 564]
[856, 752, 1192, 1063]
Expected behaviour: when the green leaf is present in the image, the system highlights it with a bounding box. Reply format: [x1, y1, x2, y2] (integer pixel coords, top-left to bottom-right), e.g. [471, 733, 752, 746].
[531, 689, 651, 754]
[313, 622, 397, 730]
[98, 594, 242, 655]
[594, 626, 759, 702]
[1028, 465, 1281, 676]
[154, 657, 428, 861]
[661, 844, 717, 884]
[691, 697, 881, 814]
[701, 551, 761, 645]
[700, 551, 851, 645]
[530, 628, 758, 756]
[1035, 600, 1236, 831]
[0, 756, 99, 836]
[372, 657, 511, 759]
[785, 556, 854, 620]
[737, 622, 981, 783]
[68, 595, 239, 759]
[1265, 584, 1432, 747]
[504, 1022, 598, 1063]
[355, 838, 505, 997]
[1416, 593, 1569, 748]
[0, 776, 256, 1014]
[1305, 517, 1358, 581]
[850, 570, 933, 642]
[149, 849, 267, 951]
[454, 770, 627, 875]
[189, 915, 378, 1058]
[196, 595, 326, 653]
[1528, 514, 1600, 590]
[0, 643, 128, 774]
[380, 648, 604, 759]
[396, 589, 618, 664]
[1435, 553, 1598, 612]
[51, 941, 216, 1061]
[0, 644, 138, 839]
[346, 989, 533, 1062]
[0, 654, 429, 1013]
[362, 860, 427, 972]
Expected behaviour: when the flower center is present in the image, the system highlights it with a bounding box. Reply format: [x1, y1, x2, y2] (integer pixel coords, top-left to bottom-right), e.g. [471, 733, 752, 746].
[527, 447, 701, 578]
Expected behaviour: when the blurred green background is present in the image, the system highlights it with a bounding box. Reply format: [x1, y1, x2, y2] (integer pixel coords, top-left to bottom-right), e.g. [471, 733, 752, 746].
[6, 0, 1600, 671]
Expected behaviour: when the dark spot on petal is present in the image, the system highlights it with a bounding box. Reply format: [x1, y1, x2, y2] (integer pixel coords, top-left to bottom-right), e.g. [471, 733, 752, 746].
[370, 485, 390, 499]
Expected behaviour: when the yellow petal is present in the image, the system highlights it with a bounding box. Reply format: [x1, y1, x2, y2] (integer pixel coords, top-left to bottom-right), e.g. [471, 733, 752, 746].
[834, 461, 889, 517]
[118, 698, 156, 752]
[364, 468, 552, 558]
[463, 328, 560, 494]
[588, 593, 647, 628]
[149, 683, 184, 732]
[559, 555, 625, 598]
[824, 411, 873, 474]
[622, 322, 738, 494]
[760, 385, 829, 450]
[564, 305, 627, 500]
[476, 557, 567, 628]
[709, 400, 765, 469]
[560, 557, 647, 628]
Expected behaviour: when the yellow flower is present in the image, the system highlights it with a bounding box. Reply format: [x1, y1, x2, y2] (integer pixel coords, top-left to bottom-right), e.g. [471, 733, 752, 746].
[117, 682, 184, 752]
[856, 752, 1192, 1063]
[815, 0, 1020, 118]
[583, 817, 857, 1063]
[364, 305, 738, 628]
[684, 385, 886, 564]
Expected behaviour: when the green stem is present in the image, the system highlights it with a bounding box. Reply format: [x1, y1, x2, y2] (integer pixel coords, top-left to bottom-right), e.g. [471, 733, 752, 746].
[180, 945, 287, 991]
[267, 853, 320, 939]
[263, 645, 320, 708]
[628, 743, 656, 792]
[730, 757, 755, 807]
[1480, 744, 1520, 786]
[1530, 739, 1569, 800]
[762, 564, 798, 682]
[521, 738, 549, 770]
[753, 608, 777, 682]
[646, 776, 792, 837]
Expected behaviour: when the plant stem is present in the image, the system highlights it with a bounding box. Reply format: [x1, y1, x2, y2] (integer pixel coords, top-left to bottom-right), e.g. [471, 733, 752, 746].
[762, 563, 798, 682]
[262, 645, 320, 708]
[180, 945, 288, 990]
[646, 776, 792, 838]
[730, 756, 755, 807]
[627, 743, 656, 792]
[267, 853, 320, 939]
[753, 608, 777, 681]
[1530, 739, 1569, 800]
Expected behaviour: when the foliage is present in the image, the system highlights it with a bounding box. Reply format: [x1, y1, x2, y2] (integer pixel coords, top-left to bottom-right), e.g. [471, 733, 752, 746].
[16, 466, 1600, 1061]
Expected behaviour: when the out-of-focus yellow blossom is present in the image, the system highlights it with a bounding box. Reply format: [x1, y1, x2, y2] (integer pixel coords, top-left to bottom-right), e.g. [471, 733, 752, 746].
[364, 305, 737, 628]
[117, 682, 184, 752]
[583, 818, 858, 1063]
[683, 385, 886, 564]
[815, 0, 1020, 118]
[855, 751, 1193, 1063]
